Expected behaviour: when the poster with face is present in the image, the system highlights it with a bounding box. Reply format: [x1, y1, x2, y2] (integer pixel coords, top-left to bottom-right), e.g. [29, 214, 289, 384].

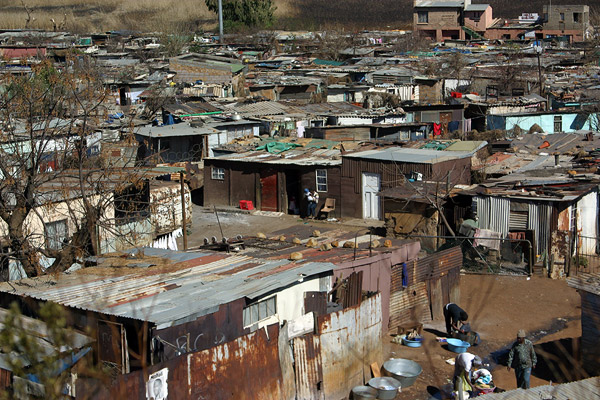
[146, 368, 169, 400]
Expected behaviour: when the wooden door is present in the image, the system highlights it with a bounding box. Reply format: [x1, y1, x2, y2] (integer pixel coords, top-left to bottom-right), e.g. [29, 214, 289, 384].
[260, 170, 278, 211]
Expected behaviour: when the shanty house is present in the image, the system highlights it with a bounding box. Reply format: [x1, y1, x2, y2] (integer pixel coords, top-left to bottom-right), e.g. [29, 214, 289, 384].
[203, 139, 342, 214]
[566, 273, 600, 376]
[0, 248, 335, 370]
[169, 53, 246, 85]
[465, 175, 600, 277]
[340, 147, 473, 220]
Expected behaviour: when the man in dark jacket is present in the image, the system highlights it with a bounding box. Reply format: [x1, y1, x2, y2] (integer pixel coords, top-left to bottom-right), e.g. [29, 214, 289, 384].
[507, 329, 537, 389]
[444, 303, 468, 336]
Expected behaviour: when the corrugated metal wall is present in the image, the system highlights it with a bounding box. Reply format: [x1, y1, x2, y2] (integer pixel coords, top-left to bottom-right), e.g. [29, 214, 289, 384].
[293, 335, 324, 400]
[475, 196, 510, 236]
[528, 202, 552, 258]
[93, 324, 284, 400]
[317, 294, 383, 400]
[581, 291, 600, 376]
[389, 246, 462, 328]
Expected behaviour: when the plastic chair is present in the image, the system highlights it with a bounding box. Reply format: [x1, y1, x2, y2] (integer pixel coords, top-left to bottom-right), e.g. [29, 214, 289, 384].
[319, 198, 336, 219]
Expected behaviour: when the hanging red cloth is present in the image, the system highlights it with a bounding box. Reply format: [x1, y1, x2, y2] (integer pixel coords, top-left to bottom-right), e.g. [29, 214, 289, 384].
[433, 123, 442, 136]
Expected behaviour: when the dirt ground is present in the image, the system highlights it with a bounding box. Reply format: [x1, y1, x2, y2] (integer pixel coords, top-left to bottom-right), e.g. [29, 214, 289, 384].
[391, 274, 583, 399]
[183, 206, 585, 399]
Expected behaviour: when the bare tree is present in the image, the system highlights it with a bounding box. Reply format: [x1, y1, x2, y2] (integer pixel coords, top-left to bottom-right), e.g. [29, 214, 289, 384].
[0, 55, 146, 278]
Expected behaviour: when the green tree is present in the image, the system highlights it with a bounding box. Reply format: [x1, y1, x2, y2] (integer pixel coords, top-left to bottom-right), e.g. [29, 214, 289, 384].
[205, 0, 276, 28]
[0, 302, 94, 399]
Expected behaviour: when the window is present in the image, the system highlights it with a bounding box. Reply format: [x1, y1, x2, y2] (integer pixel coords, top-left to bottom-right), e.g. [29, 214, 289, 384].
[574, 13, 581, 23]
[417, 11, 428, 24]
[316, 169, 328, 192]
[45, 220, 68, 250]
[243, 296, 276, 327]
[211, 167, 225, 180]
[554, 115, 563, 132]
[560, 13, 565, 22]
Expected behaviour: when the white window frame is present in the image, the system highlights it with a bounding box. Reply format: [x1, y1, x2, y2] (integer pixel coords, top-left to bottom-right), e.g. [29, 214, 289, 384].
[45, 219, 68, 251]
[243, 296, 277, 328]
[417, 11, 429, 24]
[211, 167, 225, 180]
[316, 169, 328, 192]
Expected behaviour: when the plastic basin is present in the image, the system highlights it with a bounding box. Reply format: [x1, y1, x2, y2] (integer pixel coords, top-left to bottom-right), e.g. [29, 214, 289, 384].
[446, 338, 471, 353]
[401, 334, 423, 348]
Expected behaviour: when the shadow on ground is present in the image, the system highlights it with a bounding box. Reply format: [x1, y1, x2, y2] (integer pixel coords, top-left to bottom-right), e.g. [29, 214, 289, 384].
[493, 337, 588, 384]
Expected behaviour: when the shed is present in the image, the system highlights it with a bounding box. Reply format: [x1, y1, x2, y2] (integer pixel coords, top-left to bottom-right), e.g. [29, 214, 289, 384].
[340, 147, 472, 220]
[567, 273, 600, 376]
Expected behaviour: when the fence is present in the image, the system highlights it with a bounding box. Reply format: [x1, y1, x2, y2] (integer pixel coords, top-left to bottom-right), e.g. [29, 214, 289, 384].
[406, 235, 533, 276]
[570, 234, 600, 276]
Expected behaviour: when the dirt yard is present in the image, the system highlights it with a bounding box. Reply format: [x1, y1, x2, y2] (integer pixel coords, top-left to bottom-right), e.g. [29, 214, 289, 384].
[391, 274, 583, 399]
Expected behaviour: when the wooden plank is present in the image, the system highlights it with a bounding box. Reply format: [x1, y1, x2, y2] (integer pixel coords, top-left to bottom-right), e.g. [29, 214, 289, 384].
[370, 362, 381, 378]
[429, 278, 443, 321]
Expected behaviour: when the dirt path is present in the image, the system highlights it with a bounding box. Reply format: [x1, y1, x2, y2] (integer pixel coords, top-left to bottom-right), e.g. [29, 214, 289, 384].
[388, 274, 582, 399]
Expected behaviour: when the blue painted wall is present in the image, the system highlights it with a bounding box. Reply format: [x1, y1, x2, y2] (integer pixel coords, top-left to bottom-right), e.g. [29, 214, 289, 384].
[487, 113, 599, 133]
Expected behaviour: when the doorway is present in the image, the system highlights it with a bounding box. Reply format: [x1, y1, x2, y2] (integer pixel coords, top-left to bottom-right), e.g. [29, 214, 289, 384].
[285, 170, 301, 215]
[260, 169, 278, 212]
[362, 172, 381, 219]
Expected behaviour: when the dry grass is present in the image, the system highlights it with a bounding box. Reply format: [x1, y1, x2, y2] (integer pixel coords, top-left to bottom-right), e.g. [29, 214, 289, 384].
[0, 0, 216, 33]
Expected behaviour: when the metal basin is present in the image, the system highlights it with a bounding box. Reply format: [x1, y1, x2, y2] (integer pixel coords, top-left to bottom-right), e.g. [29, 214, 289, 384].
[351, 385, 377, 400]
[383, 358, 423, 388]
[368, 377, 401, 400]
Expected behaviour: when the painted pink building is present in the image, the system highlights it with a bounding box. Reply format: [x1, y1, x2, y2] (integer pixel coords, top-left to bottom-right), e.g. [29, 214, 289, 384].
[413, 0, 493, 41]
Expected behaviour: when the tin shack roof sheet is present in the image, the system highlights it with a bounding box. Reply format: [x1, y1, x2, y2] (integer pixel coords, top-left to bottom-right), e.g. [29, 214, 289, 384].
[0, 248, 335, 329]
[207, 146, 342, 166]
[343, 147, 473, 163]
[480, 376, 600, 399]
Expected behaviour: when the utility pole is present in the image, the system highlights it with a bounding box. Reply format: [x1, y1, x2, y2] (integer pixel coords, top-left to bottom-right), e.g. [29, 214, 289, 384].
[180, 171, 188, 250]
[218, 0, 224, 44]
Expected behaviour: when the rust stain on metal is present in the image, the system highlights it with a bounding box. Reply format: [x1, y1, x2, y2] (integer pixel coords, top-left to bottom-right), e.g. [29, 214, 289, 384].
[317, 294, 382, 400]
[293, 334, 324, 400]
[190, 324, 284, 399]
[218, 262, 261, 275]
[249, 263, 298, 279]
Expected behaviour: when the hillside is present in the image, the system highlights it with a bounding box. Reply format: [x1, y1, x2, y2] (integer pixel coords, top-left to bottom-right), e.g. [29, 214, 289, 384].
[0, 0, 597, 33]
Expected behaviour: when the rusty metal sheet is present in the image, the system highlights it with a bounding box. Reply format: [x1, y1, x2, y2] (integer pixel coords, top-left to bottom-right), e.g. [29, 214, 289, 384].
[293, 334, 324, 400]
[389, 282, 431, 328]
[317, 293, 382, 400]
[304, 292, 327, 317]
[189, 324, 284, 400]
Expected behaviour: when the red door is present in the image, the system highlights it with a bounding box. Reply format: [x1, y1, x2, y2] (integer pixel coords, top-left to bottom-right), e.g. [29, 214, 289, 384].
[260, 170, 278, 211]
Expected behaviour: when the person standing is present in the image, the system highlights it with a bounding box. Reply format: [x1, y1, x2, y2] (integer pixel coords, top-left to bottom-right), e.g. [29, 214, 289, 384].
[305, 188, 318, 219]
[444, 303, 469, 336]
[507, 329, 537, 389]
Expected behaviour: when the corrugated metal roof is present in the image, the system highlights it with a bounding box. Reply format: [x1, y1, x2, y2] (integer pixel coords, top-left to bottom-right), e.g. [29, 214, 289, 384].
[567, 272, 600, 296]
[0, 248, 335, 329]
[343, 147, 472, 163]
[481, 376, 600, 399]
[445, 140, 487, 152]
[208, 146, 342, 166]
[136, 122, 219, 137]
[229, 101, 292, 117]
